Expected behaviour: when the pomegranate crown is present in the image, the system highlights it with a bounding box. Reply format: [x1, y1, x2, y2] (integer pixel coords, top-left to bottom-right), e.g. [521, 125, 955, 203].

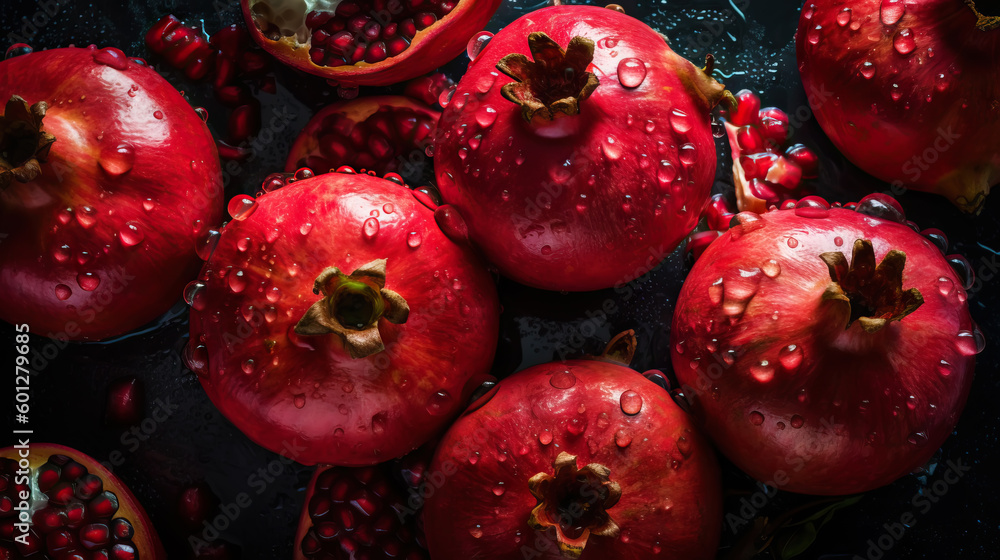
[0, 95, 55, 190]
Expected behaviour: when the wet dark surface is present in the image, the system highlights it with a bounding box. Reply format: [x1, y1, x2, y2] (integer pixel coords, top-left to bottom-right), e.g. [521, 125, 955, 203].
[2, 0, 999, 558]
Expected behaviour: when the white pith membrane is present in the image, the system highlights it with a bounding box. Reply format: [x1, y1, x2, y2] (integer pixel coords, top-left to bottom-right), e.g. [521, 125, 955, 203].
[249, 0, 340, 43]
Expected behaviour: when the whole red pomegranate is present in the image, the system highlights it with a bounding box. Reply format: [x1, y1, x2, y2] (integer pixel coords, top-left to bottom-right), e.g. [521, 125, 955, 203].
[242, 0, 501, 86]
[796, 0, 1000, 212]
[433, 5, 732, 291]
[671, 195, 980, 495]
[285, 95, 439, 180]
[0, 443, 166, 559]
[188, 169, 499, 466]
[0, 47, 223, 340]
[423, 333, 722, 559]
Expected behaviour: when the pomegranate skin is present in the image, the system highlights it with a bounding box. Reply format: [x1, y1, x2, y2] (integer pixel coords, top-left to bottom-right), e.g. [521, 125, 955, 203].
[423, 360, 722, 560]
[796, 0, 1000, 212]
[189, 172, 499, 466]
[434, 5, 728, 291]
[671, 205, 976, 495]
[0, 47, 223, 340]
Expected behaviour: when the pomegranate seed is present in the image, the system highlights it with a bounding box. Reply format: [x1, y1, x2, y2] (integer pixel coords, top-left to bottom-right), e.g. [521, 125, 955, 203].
[110, 543, 137, 560]
[89, 492, 121, 518]
[61, 461, 87, 481]
[748, 178, 779, 202]
[383, 22, 398, 38]
[238, 51, 268, 74]
[185, 56, 213, 80]
[65, 501, 86, 526]
[729, 89, 761, 126]
[310, 47, 327, 65]
[210, 24, 248, 57]
[74, 473, 104, 500]
[80, 522, 111, 549]
[228, 103, 262, 143]
[313, 29, 331, 45]
[365, 42, 388, 63]
[740, 152, 778, 179]
[111, 518, 134, 541]
[316, 521, 340, 539]
[37, 463, 61, 491]
[386, 37, 409, 56]
[414, 12, 437, 30]
[348, 45, 367, 64]
[363, 21, 381, 41]
[784, 144, 819, 178]
[47, 482, 75, 505]
[768, 156, 803, 189]
[329, 30, 356, 53]
[45, 529, 73, 552]
[216, 84, 250, 106]
[306, 10, 334, 29]
[347, 14, 371, 33]
[302, 530, 321, 554]
[736, 125, 764, 153]
[440, 0, 457, 12]
[335, 1, 361, 17]
[399, 19, 417, 39]
[325, 55, 348, 68]
[213, 55, 237, 89]
[145, 15, 181, 52]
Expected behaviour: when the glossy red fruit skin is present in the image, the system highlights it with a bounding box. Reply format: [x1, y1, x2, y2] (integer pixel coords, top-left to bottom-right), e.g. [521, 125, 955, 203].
[285, 95, 439, 176]
[0, 443, 166, 559]
[190, 172, 500, 466]
[671, 206, 976, 495]
[241, 0, 501, 86]
[423, 360, 722, 560]
[434, 5, 727, 291]
[796, 0, 1000, 212]
[0, 47, 223, 340]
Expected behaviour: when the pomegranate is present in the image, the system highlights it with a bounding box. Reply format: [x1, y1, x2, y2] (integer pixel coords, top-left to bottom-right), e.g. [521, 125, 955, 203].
[724, 89, 820, 213]
[293, 450, 432, 559]
[242, 0, 502, 86]
[796, 0, 1000, 212]
[187, 169, 500, 466]
[671, 195, 981, 495]
[423, 333, 722, 559]
[285, 95, 439, 181]
[0, 47, 223, 340]
[0, 443, 166, 559]
[433, 5, 733, 291]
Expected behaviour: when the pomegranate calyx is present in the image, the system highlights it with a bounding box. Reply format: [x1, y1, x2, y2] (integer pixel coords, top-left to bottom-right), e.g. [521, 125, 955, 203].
[966, 0, 1000, 31]
[0, 95, 56, 190]
[294, 258, 410, 358]
[496, 32, 600, 123]
[819, 239, 924, 333]
[596, 330, 637, 365]
[527, 452, 622, 559]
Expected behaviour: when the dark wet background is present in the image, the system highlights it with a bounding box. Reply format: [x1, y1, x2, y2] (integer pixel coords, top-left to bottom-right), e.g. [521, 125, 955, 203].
[2, 0, 999, 557]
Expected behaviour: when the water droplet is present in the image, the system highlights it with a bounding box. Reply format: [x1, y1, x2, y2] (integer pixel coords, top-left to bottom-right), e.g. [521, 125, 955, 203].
[475, 72, 497, 94]
[236, 237, 251, 252]
[893, 28, 916, 55]
[228, 195, 257, 220]
[492, 482, 505, 496]
[750, 360, 775, 382]
[426, 390, 451, 415]
[196, 229, 221, 261]
[469, 526, 483, 539]
[183, 281, 207, 310]
[620, 390, 643, 415]
[762, 259, 781, 278]
[778, 344, 803, 371]
[956, 329, 985, 356]
[539, 430, 553, 445]
[657, 160, 677, 188]
[645, 120, 656, 133]
[183, 343, 209, 376]
[153, 110, 164, 120]
[76, 206, 97, 228]
[474, 104, 499, 128]
[880, 0, 905, 25]
[77, 272, 100, 291]
[676, 436, 693, 457]
[834, 236, 844, 246]
[723, 268, 761, 317]
[669, 108, 692, 133]
[566, 417, 587, 436]
[938, 276, 954, 296]
[836, 7, 852, 25]
[401, 230, 422, 250]
[907, 432, 928, 445]
[550, 370, 577, 389]
[371, 412, 387, 434]
[749, 411, 765, 425]
[806, 25, 822, 45]
[786, 414, 803, 429]
[228, 269, 247, 293]
[679, 143, 697, 165]
[906, 395, 918, 411]
[118, 221, 144, 247]
[708, 278, 724, 306]
[92, 47, 129, 70]
[424, 143, 436, 157]
[99, 143, 135, 176]
[467, 31, 494, 60]
[614, 429, 632, 448]
[601, 134, 623, 160]
[362, 217, 380, 240]
[787, 237, 799, 248]
[55, 284, 72, 300]
[5, 44, 33, 59]
[859, 61, 875, 79]
[616, 58, 647, 88]
[299, 222, 313, 236]
[53, 244, 71, 263]
[937, 359, 952, 377]
[293, 393, 306, 409]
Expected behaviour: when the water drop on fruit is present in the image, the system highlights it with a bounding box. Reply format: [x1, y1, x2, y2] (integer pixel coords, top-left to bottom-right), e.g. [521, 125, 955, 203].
[601, 134, 623, 160]
[153, 110, 164, 119]
[790, 414, 805, 428]
[836, 7, 852, 25]
[93, 47, 129, 70]
[371, 412, 387, 434]
[880, 0, 905, 25]
[778, 344, 802, 371]
[749, 411, 764, 425]
[937, 276, 954, 296]
[566, 417, 587, 435]
[620, 390, 643, 415]
[300, 222, 313, 236]
[614, 429, 632, 448]
[467, 31, 493, 60]
[956, 329, 985, 356]
[492, 482, 505, 496]
[293, 394, 306, 409]
[679, 143, 697, 165]
[787, 237, 799, 248]
[53, 244, 71, 263]
[859, 61, 875, 79]
[183, 343, 209, 376]
[426, 390, 452, 415]
[669, 108, 692, 133]
[906, 432, 928, 445]
[616, 57, 647, 88]
[538, 430, 553, 445]
[99, 143, 135, 176]
[183, 281, 207, 310]
[937, 359, 952, 377]
[5, 43, 32, 59]
[119, 221, 144, 247]
[77, 272, 100, 291]
[228, 195, 257, 220]
[475, 72, 497, 94]
[362, 217, 380, 240]
[762, 259, 781, 278]
[77, 206, 97, 228]
[55, 284, 72, 300]
[549, 370, 576, 389]
[475, 105, 498, 128]
[469, 526, 483, 539]
[228, 269, 247, 293]
[806, 25, 821, 45]
[893, 28, 916, 55]
[196, 229, 221, 261]
[750, 360, 775, 382]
